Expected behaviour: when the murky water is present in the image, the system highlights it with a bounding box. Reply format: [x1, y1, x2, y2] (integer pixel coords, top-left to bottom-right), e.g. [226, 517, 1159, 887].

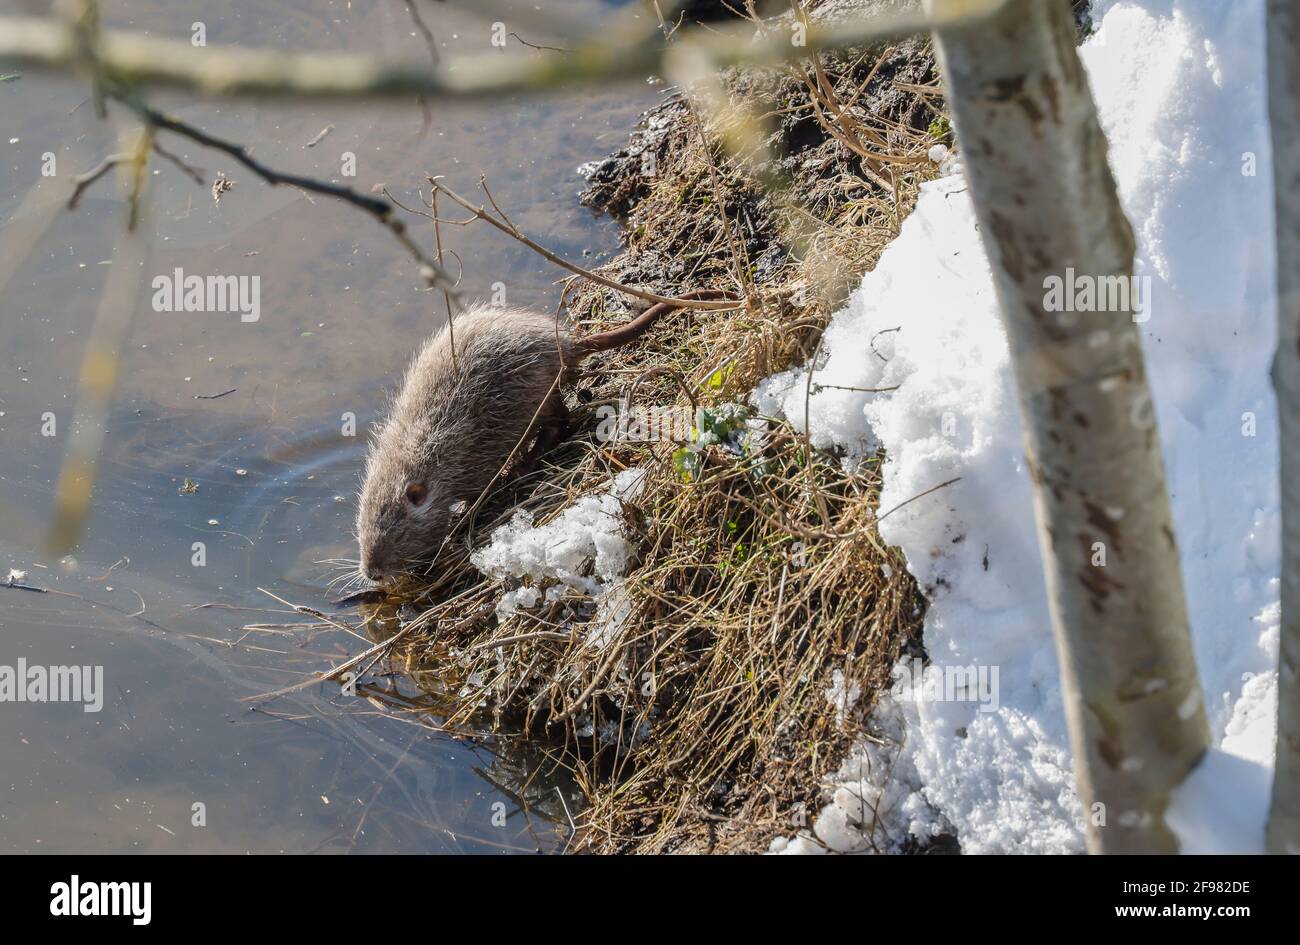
[0, 0, 655, 852]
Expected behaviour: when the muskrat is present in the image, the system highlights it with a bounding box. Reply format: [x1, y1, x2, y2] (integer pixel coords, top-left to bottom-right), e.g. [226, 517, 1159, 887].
[356, 290, 728, 582]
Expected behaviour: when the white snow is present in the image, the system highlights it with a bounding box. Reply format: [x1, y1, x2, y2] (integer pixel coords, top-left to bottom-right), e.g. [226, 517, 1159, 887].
[472, 468, 647, 618]
[757, 0, 1280, 853]
[824, 667, 864, 727]
[1167, 747, 1271, 854]
[769, 696, 951, 854]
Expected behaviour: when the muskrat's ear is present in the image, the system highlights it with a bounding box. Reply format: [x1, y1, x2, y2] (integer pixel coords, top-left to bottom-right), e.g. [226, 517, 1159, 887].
[404, 482, 429, 507]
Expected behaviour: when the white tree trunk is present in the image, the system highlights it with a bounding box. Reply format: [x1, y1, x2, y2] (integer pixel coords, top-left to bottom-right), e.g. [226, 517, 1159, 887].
[928, 0, 1209, 853]
[1267, 0, 1300, 856]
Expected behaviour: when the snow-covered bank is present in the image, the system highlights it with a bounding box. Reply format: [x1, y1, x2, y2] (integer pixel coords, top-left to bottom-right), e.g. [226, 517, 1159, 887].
[471, 468, 646, 624]
[760, 0, 1280, 853]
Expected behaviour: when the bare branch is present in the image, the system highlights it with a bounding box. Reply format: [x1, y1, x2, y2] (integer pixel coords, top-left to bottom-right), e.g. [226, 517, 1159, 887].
[67, 152, 131, 209]
[401, 0, 441, 64]
[425, 176, 741, 311]
[149, 138, 205, 183]
[109, 96, 458, 293]
[0, 4, 1007, 102]
[508, 33, 572, 54]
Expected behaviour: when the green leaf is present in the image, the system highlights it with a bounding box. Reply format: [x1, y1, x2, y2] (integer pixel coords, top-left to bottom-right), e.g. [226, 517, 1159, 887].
[706, 364, 733, 391]
[672, 447, 700, 483]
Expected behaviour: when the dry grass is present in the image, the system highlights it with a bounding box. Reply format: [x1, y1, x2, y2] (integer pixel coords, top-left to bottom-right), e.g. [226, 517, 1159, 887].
[337, 13, 945, 854]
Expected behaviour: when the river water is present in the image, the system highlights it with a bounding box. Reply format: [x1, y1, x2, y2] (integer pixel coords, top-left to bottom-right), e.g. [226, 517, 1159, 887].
[0, 0, 655, 853]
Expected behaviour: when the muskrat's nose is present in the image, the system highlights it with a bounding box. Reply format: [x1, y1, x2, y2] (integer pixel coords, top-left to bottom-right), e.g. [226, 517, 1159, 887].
[362, 554, 388, 584]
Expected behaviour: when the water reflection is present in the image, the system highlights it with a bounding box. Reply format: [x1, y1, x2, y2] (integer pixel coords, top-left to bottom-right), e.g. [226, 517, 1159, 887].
[0, 0, 655, 852]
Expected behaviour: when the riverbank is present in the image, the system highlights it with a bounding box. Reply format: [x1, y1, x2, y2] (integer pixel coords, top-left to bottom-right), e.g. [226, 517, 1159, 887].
[359, 0, 954, 854]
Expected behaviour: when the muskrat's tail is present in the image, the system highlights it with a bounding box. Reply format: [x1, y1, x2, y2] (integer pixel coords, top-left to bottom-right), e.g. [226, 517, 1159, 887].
[574, 289, 738, 356]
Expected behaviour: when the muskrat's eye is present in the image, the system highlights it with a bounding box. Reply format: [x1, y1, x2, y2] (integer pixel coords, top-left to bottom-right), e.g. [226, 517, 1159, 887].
[404, 482, 429, 507]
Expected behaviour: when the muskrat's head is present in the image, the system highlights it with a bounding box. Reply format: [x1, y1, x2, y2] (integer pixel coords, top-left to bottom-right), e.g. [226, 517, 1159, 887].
[356, 425, 451, 583]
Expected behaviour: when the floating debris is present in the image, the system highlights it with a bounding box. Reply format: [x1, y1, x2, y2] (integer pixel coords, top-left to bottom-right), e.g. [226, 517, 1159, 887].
[3, 568, 46, 593]
[304, 124, 335, 148]
[211, 171, 235, 206]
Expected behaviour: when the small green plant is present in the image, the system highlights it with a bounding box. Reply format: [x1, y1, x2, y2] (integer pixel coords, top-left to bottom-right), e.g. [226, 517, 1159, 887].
[718, 519, 753, 578]
[705, 364, 734, 391]
[673, 445, 703, 483]
[928, 115, 952, 140]
[718, 541, 750, 577]
[673, 403, 773, 483]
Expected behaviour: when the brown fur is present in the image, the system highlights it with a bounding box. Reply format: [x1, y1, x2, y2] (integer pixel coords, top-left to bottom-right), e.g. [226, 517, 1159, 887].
[357, 292, 729, 581]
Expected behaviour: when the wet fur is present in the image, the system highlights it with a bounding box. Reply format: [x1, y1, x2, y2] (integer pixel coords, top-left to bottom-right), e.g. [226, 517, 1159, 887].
[357, 291, 728, 580]
[357, 303, 575, 579]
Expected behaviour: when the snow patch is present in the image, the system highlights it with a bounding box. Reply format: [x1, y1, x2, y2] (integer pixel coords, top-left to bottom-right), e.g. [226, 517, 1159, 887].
[472, 469, 647, 620]
[1167, 748, 1270, 854]
[760, 0, 1280, 853]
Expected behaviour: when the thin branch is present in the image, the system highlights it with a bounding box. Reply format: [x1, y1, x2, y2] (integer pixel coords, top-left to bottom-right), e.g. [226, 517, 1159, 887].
[876, 476, 961, 522]
[149, 138, 204, 183]
[402, 0, 441, 64]
[429, 187, 459, 373]
[426, 175, 740, 311]
[509, 33, 572, 54]
[112, 96, 458, 293]
[67, 152, 130, 209]
[243, 620, 420, 702]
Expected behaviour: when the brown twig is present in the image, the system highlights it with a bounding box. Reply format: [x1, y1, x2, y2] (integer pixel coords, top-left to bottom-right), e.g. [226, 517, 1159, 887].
[243, 626, 418, 701]
[877, 476, 962, 521]
[402, 0, 441, 63]
[430, 186, 458, 373]
[426, 175, 740, 311]
[67, 152, 130, 209]
[150, 138, 205, 183]
[508, 32, 572, 54]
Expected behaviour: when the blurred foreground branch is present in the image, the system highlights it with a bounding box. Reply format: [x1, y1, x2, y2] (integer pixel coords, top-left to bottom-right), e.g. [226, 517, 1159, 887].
[48, 126, 152, 553]
[0, 2, 1006, 101]
[1266, 0, 1300, 855]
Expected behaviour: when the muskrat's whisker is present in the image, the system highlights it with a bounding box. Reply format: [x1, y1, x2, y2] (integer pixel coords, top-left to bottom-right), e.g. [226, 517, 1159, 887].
[326, 571, 357, 591]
